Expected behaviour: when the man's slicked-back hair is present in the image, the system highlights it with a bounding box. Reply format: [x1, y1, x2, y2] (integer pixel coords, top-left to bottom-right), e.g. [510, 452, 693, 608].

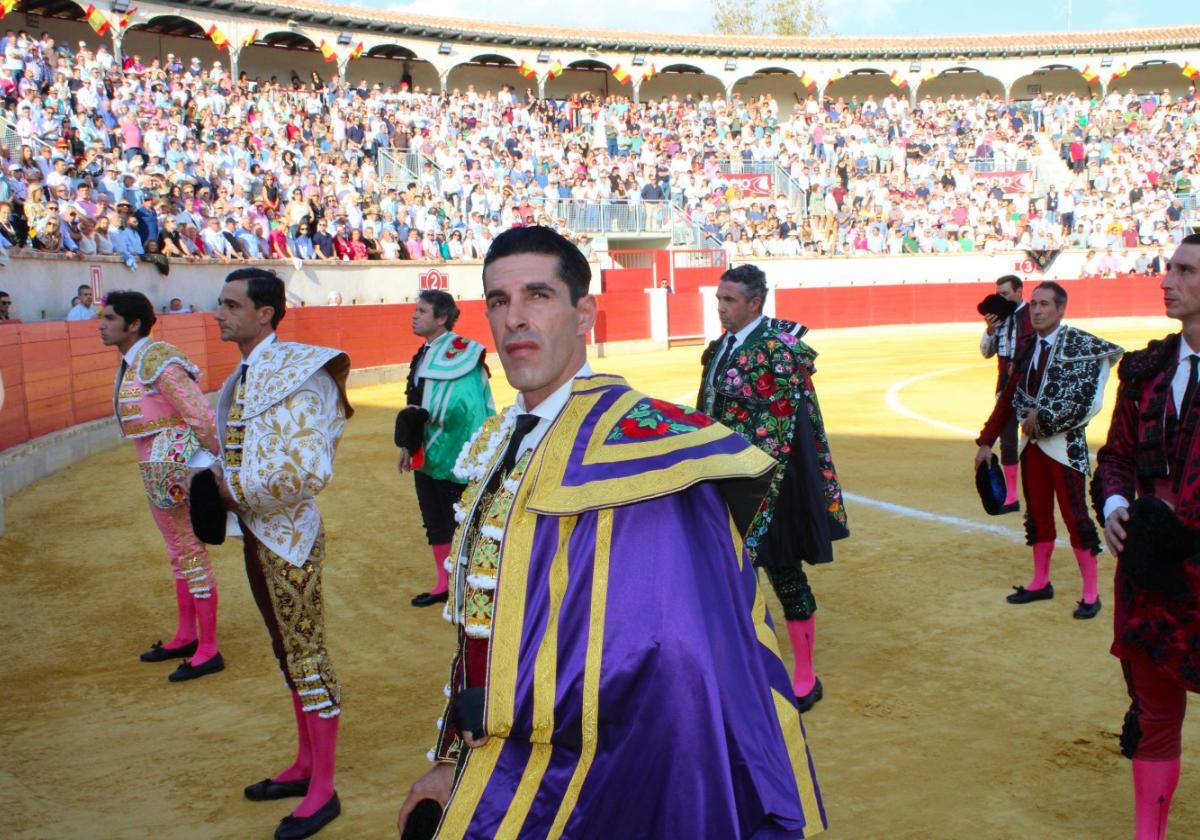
[482, 226, 591, 304]
[105, 289, 157, 337]
[1182, 233, 1200, 246]
[719, 263, 768, 303]
[996, 274, 1023, 292]
[225, 267, 286, 328]
[1036, 280, 1068, 308]
[418, 289, 460, 330]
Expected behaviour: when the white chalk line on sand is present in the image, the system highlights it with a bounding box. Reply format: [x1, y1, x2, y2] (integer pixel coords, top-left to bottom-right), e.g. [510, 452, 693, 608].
[884, 366, 978, 438]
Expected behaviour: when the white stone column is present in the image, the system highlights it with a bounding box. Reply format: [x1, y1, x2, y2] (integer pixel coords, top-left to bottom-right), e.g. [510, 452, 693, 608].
[644, 286, 668, 345]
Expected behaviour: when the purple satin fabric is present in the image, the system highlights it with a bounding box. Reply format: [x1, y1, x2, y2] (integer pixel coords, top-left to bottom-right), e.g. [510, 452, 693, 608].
[460, 483, 824, 838]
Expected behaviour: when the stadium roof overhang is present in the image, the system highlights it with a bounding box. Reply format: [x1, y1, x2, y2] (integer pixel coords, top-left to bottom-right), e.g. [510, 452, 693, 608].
[155, 1, 1200, 60]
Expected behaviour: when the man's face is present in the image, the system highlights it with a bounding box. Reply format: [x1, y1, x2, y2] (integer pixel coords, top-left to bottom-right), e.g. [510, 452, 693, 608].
[215, 280, 271, 343]
[79, 288, 93, 307]
[1162, 243, 1200, 324]
[411, 299, 446, 339]
[98, 305, 140, 347]
[0, 294, 11, 316]
[715, 279, 762, 334]
[996, 280, 1022, 303]
[483, 253, 595, 408]
[1028, 287, 1064, 335]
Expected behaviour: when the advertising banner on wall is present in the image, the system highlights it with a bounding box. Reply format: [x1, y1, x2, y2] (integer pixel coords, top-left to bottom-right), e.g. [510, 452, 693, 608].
[725, 173, 774, 197]
[976, 170, 1034, 194]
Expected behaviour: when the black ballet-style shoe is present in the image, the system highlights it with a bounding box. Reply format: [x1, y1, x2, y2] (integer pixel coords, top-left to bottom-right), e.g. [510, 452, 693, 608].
[1006, 583, 1054, 604]
[796, 678, 823, 713]
[167, 652, 225, 682]
[1073, 598, 1102, 620]
[998, 501, 1020, 514]
[244, 777, 311, 801]
[274, 792, 341, 840]
[411, 590, 449, 608]
[140, 639, 198, 662]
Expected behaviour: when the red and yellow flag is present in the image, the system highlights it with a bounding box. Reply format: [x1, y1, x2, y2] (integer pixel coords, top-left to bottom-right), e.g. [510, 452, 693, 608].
[85, 5, 111, 36]
[1081, 65, 1099, 83]
[518, 59, 537, 79]
[923, 67, 937, 82]
[350, 42, 365, 61]
[1183, 62, 1199, 80]
[206, 25, 229, 51]
[888, 70, 908, 89]
[612, 64, 630, 85]
[118, 6, 138, 28]
[1110, 63, 1128, 82]
[548, 59, 564, 78]
[642, 65, 657, 83]
[828, 67, 844, 82]
[242, 29, 260, 48]
[799, 69, 816, 91]
[319, 40, 336, 62]
[0, 0, 16, 20]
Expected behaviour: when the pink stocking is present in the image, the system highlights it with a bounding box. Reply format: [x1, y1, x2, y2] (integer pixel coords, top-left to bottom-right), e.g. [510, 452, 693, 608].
[1003, 464, 1020, 506]
[1133, 758, 1180, 840]
[1074, 547, 1099, 604]
[273, 692, 313, 783]
[292, 712, 339, 818]
[1029, 542, 1053, 590]
[191, 587, 220, 665]
[430, 543, 451, 595]
[167, 578, 197, 648]
[786, 617, 816, 697]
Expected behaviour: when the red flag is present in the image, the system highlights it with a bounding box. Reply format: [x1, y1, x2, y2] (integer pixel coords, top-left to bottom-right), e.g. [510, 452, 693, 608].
[85, 5, 111, 36]
[319, 40, 336, 63]
[612, 64, 630, 85]
[548, 60, 564, 78]
[206, 25, 229, 51]
[888, 70, 908, 89]
[1183, 62, 1199, 80]
[350, 42, 364, 61]
[518, 59, 537, 79]
[1081, 65, 1099, 83]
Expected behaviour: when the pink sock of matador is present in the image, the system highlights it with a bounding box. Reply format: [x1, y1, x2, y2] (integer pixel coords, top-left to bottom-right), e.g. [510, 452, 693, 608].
[786, 617, 817, 697]
[167, 578, 197, 648]
[430, 543, 451, 595]
[1133, 758, 1179, 840]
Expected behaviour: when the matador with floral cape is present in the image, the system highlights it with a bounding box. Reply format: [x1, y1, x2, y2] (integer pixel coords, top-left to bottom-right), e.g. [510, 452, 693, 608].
[699, 316, 849, 712]
[428, 372, 827, 838]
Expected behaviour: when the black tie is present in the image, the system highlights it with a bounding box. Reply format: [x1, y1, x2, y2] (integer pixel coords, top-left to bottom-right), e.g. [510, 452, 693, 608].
[713, 334, 737, 383]
[117, 358, 128, 384]
[239, 363, 249, 386]
[501, 414, 540, 475]
[406, 343, 430, 405]
[1028, 339, 1051, 393]
[1181, 355, 1200, 418]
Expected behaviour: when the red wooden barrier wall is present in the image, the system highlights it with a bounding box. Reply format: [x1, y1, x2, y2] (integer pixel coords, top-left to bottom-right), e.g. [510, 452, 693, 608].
[0, 274, 1168, 453]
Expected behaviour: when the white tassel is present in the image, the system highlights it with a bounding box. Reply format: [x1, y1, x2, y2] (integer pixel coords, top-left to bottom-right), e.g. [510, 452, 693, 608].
[443, 683, 452, 698]
[480, 524, 504, 542]
[436, 717, 444, 729]
[319, 707, 341, 719]
[426, 750, 437, 763]
[466, 573, 497, 590]
[464, 624, 493, 639]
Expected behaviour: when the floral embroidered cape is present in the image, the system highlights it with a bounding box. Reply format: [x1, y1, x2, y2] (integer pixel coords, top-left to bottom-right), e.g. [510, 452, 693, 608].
[698, 318, 848, 566]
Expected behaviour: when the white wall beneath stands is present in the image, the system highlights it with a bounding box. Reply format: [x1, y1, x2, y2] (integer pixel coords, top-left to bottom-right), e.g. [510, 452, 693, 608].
[3, 250, 1108, 323]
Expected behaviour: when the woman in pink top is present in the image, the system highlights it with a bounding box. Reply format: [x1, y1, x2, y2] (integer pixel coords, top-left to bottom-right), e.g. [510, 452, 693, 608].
[404, 229, 423, 259]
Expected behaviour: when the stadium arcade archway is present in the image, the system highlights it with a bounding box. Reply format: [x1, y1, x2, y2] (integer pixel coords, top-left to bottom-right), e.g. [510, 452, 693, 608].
[544, 59, 612, 99]
[1120, 60, 1196, 98]
[917, 67, 1005, 100]
[640, 64, 724, 103]
[119, 14, 222, 69]
[733, 67, 813, 117]
[355, 45, 439, 93]
[446, 54, 525, 96]
[1008, 64, 1094, 99]
[825, 68, 908, 104]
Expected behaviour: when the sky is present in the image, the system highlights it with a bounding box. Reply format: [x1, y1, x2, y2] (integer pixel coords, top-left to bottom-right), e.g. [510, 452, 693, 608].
[338, 0, 1198, 38]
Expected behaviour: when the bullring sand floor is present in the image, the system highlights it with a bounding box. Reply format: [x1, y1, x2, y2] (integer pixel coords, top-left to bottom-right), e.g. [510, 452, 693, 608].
[1, 317, 1194, 839]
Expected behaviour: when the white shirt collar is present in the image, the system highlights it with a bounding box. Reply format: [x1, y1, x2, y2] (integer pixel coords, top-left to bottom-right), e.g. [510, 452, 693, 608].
[244, 332, 277, 366]
[122, 336, 150, 366]
[727, 314, 765, 349]
[1179, 335, 1199, 362]
[1035, 325, 1060, 349]
[515, 361, 593, 421]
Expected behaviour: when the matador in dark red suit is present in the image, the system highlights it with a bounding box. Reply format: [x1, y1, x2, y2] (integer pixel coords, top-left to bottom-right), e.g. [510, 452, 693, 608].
[1093, 233, 1200, 840]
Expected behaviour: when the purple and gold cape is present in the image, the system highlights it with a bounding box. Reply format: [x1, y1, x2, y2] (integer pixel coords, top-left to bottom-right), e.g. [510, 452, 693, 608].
[439, 374, 827, 838]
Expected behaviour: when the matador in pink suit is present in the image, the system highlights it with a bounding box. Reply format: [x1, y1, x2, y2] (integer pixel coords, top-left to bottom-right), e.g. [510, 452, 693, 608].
[99, 290, 225, 682]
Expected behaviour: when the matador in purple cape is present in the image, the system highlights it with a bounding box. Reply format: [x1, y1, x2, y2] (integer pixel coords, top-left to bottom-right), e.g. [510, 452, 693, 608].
[427, 372, 826, 838]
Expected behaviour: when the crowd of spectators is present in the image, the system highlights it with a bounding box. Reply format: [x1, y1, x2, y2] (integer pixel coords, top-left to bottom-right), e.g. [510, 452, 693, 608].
[0, 27, 1195, 275]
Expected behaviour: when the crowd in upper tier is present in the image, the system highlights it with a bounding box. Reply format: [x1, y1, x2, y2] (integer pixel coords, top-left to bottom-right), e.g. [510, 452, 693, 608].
[0, 28, 1195, 271]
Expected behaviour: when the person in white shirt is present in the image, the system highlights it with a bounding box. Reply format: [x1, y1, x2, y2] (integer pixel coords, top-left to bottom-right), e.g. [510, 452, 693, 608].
[66, 284, 96, 320]
[1093, 234, 1200, 840]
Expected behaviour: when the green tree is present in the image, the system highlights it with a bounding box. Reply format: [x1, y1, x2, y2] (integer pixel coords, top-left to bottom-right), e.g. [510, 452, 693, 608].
[711, 0, 829, 36]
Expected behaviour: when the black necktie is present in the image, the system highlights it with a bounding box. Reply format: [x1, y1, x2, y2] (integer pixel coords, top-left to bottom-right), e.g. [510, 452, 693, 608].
[114, 358, 128, 412]
[1028, 339, 1051, 393]
[1181, 355, 1199, 418]
[239, 363, 249, 386]
[406, 343, 430, 405]
[501, 414, 540, 475]
[713, 334, 737, 383]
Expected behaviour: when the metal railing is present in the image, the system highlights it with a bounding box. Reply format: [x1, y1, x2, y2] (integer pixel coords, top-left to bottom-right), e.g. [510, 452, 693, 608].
[553, 200, 675, 236]
[376, 148, 419, 185]
[716, 158, 808, 212]
[968, 156, 1032, 173]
